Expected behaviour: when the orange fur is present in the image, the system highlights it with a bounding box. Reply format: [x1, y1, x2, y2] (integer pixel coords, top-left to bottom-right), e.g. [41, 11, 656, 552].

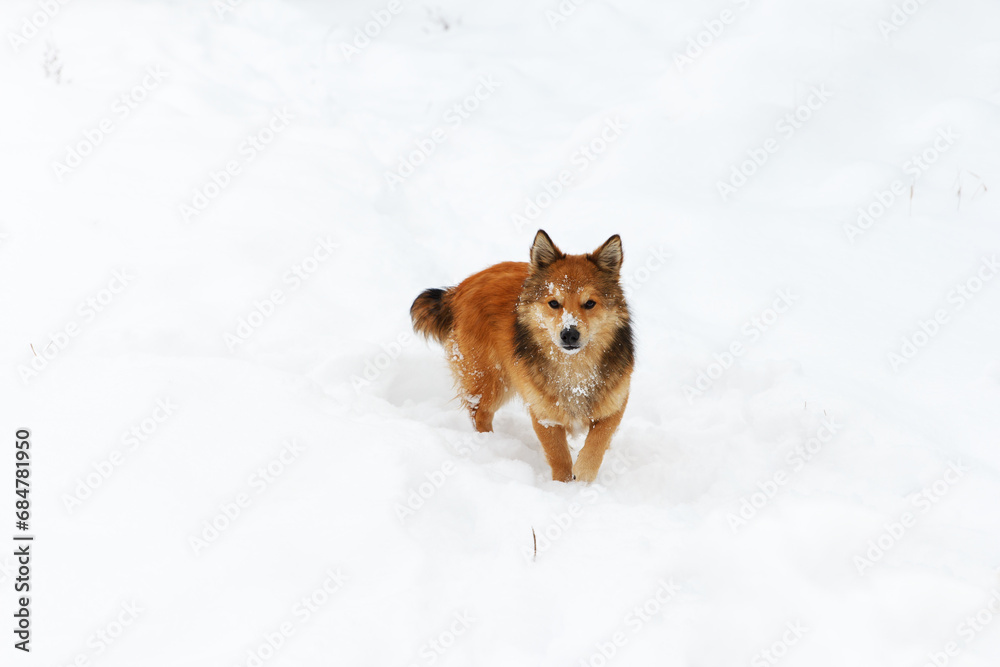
[411, 230, 634, 482]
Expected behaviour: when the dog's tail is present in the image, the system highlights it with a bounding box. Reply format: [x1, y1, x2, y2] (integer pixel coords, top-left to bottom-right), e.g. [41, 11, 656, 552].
[411, 287, 454, 344]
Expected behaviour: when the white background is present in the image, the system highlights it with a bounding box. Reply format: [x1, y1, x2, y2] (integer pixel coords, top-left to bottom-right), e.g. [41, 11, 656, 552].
[3, 0, 1000, 665]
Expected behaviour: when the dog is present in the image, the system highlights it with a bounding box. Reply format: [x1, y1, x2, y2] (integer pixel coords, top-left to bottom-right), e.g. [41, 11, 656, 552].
[410, 230, 633, 482]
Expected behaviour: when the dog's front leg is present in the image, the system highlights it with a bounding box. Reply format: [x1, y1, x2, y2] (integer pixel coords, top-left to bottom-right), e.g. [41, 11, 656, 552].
[529, 412, 573, 482]
[573, 403, 627, 483]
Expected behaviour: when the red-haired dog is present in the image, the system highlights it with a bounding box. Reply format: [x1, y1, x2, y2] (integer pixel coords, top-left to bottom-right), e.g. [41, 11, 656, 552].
[411, 230, 633, 482]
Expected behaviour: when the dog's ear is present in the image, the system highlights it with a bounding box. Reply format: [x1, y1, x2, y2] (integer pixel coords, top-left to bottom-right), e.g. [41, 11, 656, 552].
[530, 230, 563, 271]
[590, 234, 623, 274]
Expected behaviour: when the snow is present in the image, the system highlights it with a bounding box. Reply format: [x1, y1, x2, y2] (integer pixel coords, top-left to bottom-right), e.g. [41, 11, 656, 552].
[560, 308, 580, 328]
[3, 0, 1000, 665]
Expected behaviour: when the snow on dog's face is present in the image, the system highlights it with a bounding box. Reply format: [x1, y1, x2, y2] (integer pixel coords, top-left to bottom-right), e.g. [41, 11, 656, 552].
[516, 230, 630, 359]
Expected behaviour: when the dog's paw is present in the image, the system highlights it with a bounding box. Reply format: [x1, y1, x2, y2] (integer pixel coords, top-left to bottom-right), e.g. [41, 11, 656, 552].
[571, 461, 599, 483]
[551, 468, 573, 483]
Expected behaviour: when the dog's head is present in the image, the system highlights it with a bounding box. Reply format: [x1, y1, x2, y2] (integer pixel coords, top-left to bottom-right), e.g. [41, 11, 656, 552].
[517, 229, 630, 357]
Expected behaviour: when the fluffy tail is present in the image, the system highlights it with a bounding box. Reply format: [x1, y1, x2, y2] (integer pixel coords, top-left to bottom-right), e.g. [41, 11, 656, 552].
[411, 287, 454, 344]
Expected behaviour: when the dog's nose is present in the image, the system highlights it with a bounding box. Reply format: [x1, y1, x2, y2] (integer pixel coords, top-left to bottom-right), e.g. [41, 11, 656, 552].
[560, 326, 580, 346]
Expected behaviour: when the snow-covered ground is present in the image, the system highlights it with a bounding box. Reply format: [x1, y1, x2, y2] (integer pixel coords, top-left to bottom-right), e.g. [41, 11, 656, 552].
[3, 0, 1000, 664]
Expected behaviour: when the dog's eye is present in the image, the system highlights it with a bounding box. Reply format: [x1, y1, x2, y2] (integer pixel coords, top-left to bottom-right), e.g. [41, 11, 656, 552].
[582, 300, 596, 309]
[548, 300, 560, 309]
